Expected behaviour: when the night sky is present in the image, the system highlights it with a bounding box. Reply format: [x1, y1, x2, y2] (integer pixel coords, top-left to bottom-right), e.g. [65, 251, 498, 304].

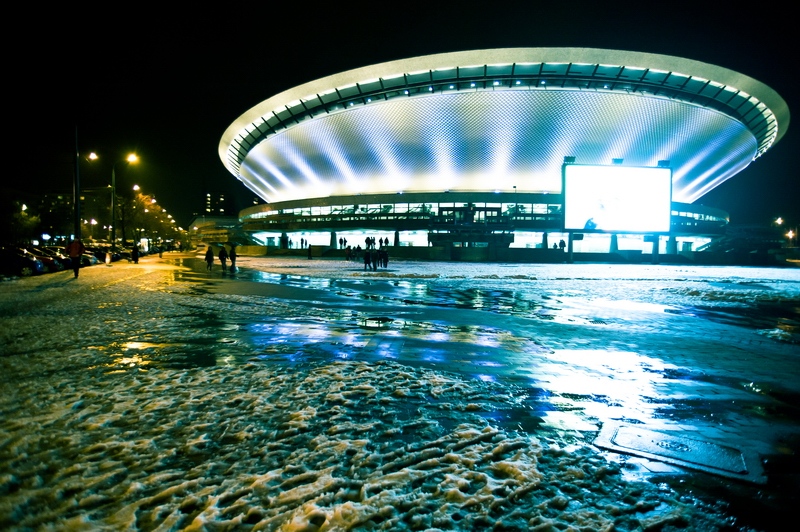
[11, 4, 798, 231]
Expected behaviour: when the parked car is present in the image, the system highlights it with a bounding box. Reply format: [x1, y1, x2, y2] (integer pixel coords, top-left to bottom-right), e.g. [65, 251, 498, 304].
[44, 245, 98, 267]
[80, 252, 100, 267]
[35, 246, 74, 270]
[22, 247, 64, 273]
[85, 246, 121, 263]
[0, 247, 47, 277]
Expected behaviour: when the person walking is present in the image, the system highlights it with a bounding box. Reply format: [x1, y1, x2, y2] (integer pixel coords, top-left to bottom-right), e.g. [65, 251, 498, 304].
[204, 246, 214, 271]
[131, 244, 140, 264]
[65, 238, 85, 278]
[218, 246, 229, 272]
[364, 247, 371, 270]
[229, 244, 237, 272]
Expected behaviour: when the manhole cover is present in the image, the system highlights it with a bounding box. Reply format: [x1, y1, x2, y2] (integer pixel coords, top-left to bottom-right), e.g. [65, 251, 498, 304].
[594, 422, 766, 484]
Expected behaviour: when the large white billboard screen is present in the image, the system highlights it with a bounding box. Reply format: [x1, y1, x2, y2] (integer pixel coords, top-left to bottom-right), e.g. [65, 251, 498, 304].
[563, 165, 672, 233]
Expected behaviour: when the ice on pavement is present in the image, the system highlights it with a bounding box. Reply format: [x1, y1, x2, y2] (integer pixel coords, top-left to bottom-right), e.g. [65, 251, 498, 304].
[1, 255, 798, 531]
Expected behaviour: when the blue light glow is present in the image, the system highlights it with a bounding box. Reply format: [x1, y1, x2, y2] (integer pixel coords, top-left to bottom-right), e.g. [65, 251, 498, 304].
[241, 91, 755, 204]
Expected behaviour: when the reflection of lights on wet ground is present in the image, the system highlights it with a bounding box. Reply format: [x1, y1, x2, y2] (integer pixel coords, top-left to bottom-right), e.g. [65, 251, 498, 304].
[252, 322, 333, 340]
[102, 342, 159, 368]
[744, 382, 763, 394]
[428, 332, 449, 342]
[123, 341, 156, 350]
[400, 321, 503, 348]
[546, 349, 669, 391]
[591, 299, 673, 313]
[472, 333, 500, 348]
[374, 347, 397, 359]
[422, 350, 446, 363]
[253, 271, 335, 290]
[339, 332, 362, 345]
[537, 349, 675, 427]
[116, 355, 145, 367]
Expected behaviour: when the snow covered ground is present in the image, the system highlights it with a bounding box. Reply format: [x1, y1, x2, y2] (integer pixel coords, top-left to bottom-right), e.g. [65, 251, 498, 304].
[1, 254, 798, 531]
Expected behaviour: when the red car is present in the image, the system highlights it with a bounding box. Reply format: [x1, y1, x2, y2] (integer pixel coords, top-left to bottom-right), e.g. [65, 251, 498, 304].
[21, 247, 64, 273]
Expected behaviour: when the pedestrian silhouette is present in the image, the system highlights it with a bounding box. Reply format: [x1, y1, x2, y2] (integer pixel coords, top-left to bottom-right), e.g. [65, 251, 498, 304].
[205, 247, 214, 271]
[65, 238, 85, 278]
[218, 246, 229, 272]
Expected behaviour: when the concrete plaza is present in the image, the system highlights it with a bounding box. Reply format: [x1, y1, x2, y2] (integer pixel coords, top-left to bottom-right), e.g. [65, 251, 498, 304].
[1, 252, 798, 530]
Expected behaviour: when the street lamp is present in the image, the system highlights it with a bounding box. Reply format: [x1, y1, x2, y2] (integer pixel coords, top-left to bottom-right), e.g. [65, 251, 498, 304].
[110, 153, 138, 250]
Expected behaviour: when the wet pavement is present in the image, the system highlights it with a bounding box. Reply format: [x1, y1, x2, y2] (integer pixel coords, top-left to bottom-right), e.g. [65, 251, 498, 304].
[4, 251, 799, 530]
[167, 254, 800, 519]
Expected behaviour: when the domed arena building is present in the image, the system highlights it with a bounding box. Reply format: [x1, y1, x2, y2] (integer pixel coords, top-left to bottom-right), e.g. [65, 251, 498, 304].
[218, 48, 789, 261]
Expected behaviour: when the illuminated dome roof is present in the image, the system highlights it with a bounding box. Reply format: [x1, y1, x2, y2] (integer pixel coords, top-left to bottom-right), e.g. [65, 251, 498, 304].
[219, 48, 789, 206]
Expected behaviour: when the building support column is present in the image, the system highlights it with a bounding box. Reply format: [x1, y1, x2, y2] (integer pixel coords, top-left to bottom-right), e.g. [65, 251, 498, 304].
[609, 234, 618, 253]
[542, 232, 549, 250]
[330, 231, 337, 248]
[394, 230, 400, 247]
[666, 235, 678, 255]
[651, 236, 660, 264]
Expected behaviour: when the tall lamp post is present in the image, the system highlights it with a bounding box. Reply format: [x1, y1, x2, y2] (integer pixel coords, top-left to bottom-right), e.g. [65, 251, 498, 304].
[110, 153, 138, 251]
[73, 127, 81, 239]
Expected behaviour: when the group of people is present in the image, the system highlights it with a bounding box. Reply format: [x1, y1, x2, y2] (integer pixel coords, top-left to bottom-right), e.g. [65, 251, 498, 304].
[365, 236, 391, 248]
[362, 247, 389, 271]
[341, 236, 392, 271]
[204, 244, 237, 273]
[62, 238, 188, 280]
